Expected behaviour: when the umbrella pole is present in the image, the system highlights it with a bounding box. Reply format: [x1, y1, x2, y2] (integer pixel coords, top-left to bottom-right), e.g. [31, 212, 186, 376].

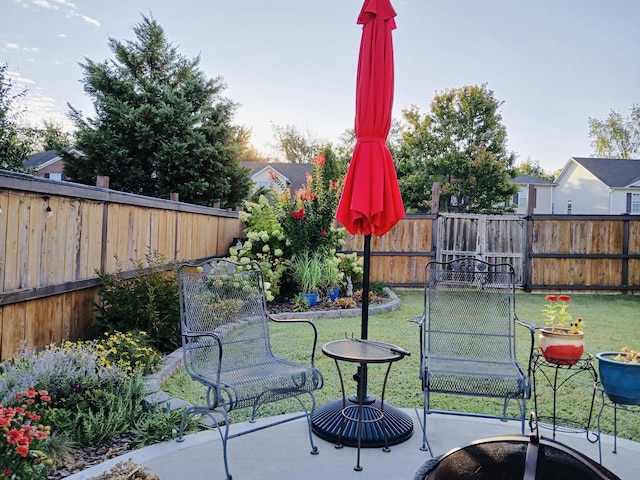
[357, 234, 372, 401]
[311, 232, 413, 447]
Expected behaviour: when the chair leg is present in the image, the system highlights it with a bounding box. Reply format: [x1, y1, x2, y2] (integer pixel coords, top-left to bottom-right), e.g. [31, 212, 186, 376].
[421, 389, 432, 454]
[306, 393, 319, 455]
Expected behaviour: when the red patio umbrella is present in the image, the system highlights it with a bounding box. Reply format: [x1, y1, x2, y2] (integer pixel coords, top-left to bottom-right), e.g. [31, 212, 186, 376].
[336, 0, 405, 239]
[312, 0, 412, 450]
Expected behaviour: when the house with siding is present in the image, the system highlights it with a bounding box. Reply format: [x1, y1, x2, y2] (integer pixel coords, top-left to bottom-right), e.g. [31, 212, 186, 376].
[509, 174, 555, 214]
[552, 157, 640, 215]
[240, 162, 313, 195]
[23, 148, 84, 180]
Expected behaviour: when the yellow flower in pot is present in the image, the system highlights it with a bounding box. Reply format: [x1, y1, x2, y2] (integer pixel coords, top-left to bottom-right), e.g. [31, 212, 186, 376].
[538, 295, 585, 365]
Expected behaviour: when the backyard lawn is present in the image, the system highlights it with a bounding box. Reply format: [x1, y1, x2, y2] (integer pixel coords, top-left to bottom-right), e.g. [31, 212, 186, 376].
[163, 289, 640, 441]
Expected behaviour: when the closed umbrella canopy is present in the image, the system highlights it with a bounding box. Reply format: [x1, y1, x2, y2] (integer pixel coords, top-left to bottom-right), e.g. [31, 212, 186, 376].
[336, 0, 405, 236]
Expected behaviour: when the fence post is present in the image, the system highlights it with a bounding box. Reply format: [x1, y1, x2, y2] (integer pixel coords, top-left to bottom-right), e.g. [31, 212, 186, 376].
[96, 176, 110, 188]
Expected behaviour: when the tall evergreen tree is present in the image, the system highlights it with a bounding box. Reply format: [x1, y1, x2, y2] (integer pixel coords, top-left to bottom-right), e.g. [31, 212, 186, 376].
[64, 15, 250, 207]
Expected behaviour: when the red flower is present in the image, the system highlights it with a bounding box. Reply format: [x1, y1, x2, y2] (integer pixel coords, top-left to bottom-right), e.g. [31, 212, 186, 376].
[545, 295, 558, 302]
[15, 444, 29, 457]
[313, 153, 326, 166]
[329, 180, 338, 189]
[320, 229, 327, 236]
[558, 295, 571, 302]
[291, 208, 305, 219]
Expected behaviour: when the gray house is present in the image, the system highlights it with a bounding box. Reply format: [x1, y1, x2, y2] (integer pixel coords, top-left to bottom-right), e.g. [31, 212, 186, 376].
[553, 157, 640, 214]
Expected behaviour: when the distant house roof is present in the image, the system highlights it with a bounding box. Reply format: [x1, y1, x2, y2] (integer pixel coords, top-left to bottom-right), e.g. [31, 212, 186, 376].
[23, 148, 83, 171]
[571, 157, 640, 188]
[510, 174, 555, 185]
[240, 162, 313, 191]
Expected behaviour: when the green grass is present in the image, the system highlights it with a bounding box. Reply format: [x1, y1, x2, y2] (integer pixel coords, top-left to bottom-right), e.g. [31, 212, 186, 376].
[162, 290, 640, 441]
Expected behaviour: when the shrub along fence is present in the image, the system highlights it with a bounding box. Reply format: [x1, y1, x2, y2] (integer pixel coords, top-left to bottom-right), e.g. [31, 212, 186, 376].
[0, 171, 241, 360]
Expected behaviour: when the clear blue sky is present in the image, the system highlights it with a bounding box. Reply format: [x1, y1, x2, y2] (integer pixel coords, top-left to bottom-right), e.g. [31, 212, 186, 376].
[2, 0, 639, 172]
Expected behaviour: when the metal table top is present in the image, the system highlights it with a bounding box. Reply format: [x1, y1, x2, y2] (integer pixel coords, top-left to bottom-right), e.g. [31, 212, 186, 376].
[322, 338, 408, 364]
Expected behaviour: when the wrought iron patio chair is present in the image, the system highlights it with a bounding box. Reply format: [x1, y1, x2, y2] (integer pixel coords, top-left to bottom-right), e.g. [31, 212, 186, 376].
[414, 257, 535, 453]
[176, 258, 323, 480]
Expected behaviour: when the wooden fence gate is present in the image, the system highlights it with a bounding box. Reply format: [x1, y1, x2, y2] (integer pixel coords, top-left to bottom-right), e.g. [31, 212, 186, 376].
[437, 213, 527, 286]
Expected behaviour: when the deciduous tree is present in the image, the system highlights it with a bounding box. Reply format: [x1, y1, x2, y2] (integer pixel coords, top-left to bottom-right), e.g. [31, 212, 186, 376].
[588, 104, 640, 158]
[397, 84, 517, 213]
[0, 63, 34, 172]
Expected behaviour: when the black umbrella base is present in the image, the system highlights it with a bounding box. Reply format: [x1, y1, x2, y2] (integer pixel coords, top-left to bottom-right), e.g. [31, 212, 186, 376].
[311, 397, 414, 448]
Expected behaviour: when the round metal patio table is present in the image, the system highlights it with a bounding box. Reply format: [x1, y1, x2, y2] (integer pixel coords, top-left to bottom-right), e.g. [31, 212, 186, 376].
[322, 338, 409, 471]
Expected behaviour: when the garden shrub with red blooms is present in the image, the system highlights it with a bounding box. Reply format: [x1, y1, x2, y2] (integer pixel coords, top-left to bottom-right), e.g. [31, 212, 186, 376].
[0, 387, 52, 480]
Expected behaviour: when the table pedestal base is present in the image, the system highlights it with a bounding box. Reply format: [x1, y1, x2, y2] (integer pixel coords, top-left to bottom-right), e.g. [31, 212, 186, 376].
[312, 397, 413, 448]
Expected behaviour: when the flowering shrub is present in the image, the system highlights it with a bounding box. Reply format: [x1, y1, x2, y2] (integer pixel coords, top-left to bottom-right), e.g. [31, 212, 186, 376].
[0, 388, 52, 480]
[230, 195, 288, 300]
[93, 331, 161, 376]
[541, 294, 585, 333]
[272, 150, 345, 256]
[336, 252, 364, 283]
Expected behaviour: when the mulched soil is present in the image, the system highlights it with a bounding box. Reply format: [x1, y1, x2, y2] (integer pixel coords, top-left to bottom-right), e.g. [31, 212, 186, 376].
[268, 292, 387, 314]
[47, 430, 137, 479]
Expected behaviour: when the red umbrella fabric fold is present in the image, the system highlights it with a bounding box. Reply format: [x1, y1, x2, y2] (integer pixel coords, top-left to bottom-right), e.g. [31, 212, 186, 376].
[336, 0, 404, 236]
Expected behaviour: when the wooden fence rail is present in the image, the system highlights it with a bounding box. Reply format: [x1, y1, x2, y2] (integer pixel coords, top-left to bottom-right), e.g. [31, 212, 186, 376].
[0, 171, 242, 360]
[2, 171, 639, 360]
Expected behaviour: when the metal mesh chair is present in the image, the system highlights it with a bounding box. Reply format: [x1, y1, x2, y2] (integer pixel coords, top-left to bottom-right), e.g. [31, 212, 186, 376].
[415, 257, 535, 453]
[176, 258, 323, 480]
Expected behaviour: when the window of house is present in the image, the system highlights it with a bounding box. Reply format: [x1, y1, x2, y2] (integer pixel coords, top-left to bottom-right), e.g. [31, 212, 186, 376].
[567, 200, 572, 215]
[517, 187, 527, 207]
[632, 193, 640, 213]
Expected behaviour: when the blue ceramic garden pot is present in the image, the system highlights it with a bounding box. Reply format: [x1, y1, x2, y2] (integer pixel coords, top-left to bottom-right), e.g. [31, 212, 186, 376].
[597, 352, 640, 405]
[326, 287, 340, 301]
[300, 292, 319, 307]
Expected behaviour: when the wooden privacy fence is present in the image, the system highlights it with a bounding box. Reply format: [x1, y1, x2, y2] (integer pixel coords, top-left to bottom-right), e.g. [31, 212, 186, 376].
[0, 171, 242, 360]
[342, 213, 640, 293]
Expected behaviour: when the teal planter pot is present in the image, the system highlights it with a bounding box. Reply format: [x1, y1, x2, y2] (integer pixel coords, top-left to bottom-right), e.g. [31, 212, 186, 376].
[300, 292, 319, 307]
[597, 352, 640, 405]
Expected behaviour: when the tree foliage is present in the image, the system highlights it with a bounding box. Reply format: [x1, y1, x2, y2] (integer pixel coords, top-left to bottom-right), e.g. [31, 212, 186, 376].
[514, 157, 555, 181]
[0, 63, 34, 172]
[64, 15, 251, 207]
[396, 84, 517, 213]
[588, 104, 640, 159]
[270, 123, 323, 163]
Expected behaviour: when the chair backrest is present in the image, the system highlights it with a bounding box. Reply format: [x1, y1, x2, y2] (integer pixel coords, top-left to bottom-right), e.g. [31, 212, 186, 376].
[424, 257, 518, 363]
[178, 258, 272, 377]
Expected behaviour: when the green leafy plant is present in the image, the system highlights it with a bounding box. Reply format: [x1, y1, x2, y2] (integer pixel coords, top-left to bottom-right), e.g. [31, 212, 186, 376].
[95, 251, 180, 353]
[541, 294, 585, 333]
[0, 388, 53, 480]
[288, 251, 325, 293]
[131, 406, 204, 448]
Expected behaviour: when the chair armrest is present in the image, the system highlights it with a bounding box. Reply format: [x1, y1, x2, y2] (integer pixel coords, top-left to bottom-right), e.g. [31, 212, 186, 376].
[408, 315, 425, 326]
[268, 315, 319, 367]
[516, 317, 537, 381]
